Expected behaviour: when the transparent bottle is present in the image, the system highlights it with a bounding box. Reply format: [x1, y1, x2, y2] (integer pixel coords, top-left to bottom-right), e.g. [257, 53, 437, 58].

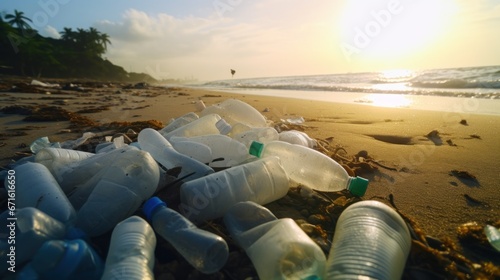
[72, 148, 159, 237]
[101, 216, 156, 280]
[169, 137, 213, 165]
[180, 156, 289, 223]
[138, 128, 214, 181]
[224, 202, 326, 280]
[484, 225, 500, 252]
[143, 197, 229, 274]
[35, 147, 94, 180]
[325, 200, 411, 279]
[278, 130, 317, 148]
[13, 162, 76, 225]
[216, 119, 279, 149]
[161, 113, 222, 139]
[200, 99, 267, 127]
[0, 208, 67, 272]
[23, 239, 103, 280]
[159, 112, 199, 134]
[250, 141, 368, 196]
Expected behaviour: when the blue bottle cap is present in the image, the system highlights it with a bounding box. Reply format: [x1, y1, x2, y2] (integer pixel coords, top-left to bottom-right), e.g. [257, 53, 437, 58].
[143, 196, 166, 220]
[249, 141, 264, 157]
[53, 239, 86, 278]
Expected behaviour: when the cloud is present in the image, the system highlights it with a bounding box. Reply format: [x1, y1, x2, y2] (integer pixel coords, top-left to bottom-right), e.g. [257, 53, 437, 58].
[42, 25, 61, 39]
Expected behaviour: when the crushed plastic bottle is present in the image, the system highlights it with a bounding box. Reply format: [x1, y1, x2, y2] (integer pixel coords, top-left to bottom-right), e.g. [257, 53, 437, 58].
[200, 98, 267, 127]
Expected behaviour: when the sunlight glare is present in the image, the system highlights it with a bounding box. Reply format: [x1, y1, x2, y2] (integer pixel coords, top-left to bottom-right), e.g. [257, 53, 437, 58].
[366, 94, 412, 108]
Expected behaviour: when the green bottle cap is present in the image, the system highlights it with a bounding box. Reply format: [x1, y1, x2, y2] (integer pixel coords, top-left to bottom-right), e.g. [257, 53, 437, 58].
[249, 141, 264, 157]
[347, 176, 369, 196]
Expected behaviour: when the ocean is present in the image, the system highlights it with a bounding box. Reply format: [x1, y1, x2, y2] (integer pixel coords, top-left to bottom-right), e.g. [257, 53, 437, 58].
[195, 65, 500, 116]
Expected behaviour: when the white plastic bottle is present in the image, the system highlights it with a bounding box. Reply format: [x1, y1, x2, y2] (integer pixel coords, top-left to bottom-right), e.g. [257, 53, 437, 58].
[180, 156, 290, 223]
[138, 128, 214, 181]
[278, 130, 317, 148]
[143, 197, 229, 274]
[200, 99, 267, 127]
[159, 112, 199, 134]
[169, 137, 213, 164]
[250, 141, 368, 196]
[172, 134, 249, 168]
[0, 208, 67, 272]
[223, 202, 326, 280]
[22, 239, 104, 280]
[73, 148, 159, 237]
[216, 119, 279, 148]
[35, 147, 94, 177]
[101, 216, 156, 280]
[325, 200, 411, 279]
[161, 113, 222, 139]
[13, 162, 77, 225]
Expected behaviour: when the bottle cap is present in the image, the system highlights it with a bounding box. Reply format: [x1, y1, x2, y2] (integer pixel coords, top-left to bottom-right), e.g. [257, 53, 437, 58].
[249, 141, 264, 157]
[347, 176, 369, 196]
[53, 240, 86, 278]
[216, 119, 232, 135]
[143, 196, 166, 220]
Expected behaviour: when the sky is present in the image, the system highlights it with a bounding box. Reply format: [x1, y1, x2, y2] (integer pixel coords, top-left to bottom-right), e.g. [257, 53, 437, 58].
[2, 0, 500, 81]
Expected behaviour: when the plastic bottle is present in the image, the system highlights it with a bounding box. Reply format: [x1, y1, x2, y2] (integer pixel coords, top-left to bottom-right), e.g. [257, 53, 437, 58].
[223, 202, 326, 280]
[325, 200, 411, 279]
[138, 128, 214, 181]
[22, 239, 103, 280]
[484, 225, 500, 251]
[0, 208, 67, 272]
[216, 119, 279, 148]
[179, 156, 290, 223]
[143, 197, 229, 274]
[279, 130, 317, 148]
[200, 99, 267, 127]
[34, 147, 94, 185]
[73, 148, 160, 237]
[171, 134, 249, 168]
[101, 216, 156, 280]
[158, 112, 199, 135]
[12, 162, 76, 225]
[161, 113, 222, 140]
[169, 137, 213, 164]
[250, 141, 368, 196]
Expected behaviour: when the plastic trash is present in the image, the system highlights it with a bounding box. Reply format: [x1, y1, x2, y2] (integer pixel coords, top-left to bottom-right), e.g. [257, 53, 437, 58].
[216, 119, 279, 148]
[13, 162, 77, 225]
[60, 132, 96, 150]
[143, 197, 229, 274]
[101, 216, 156, 280]
[35, 147, 94, 182]
[29, 136, 61, 153]
[484, 225, 500, 252]
[72, 148, 160, 237]
[223, 202, 326, 279]
[95, 136, 127, 154]
[200, 99, 267, 127]
[159, 112, 199, 135]
[171, 134, 249, 168]
[325, 200, 411, 279]
[169, 137, 213, 164]
[21, 239, 103, 280]
[0, 208, 67, 272]
[279, 130, 317, 148]
[250, 141, 368, 196]
[161, 113, 222, 140]
[138, 128, 214, 181]
[179, 156, 290, 223]
[31, 79, 60, 88]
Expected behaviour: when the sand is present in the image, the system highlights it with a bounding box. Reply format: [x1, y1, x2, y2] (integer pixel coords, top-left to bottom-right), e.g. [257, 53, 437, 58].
[1, 80, 499, 277]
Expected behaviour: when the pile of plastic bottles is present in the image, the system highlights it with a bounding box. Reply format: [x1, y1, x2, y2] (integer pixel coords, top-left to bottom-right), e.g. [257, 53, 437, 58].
[1, 99, 416, 279]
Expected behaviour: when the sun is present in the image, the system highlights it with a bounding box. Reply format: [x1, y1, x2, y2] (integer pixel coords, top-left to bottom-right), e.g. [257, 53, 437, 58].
[338, 0, 458, 59]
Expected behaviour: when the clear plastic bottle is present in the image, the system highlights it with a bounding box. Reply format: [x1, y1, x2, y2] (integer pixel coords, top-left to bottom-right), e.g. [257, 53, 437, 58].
[72, 148, 160, 237]
[159, 112, 199, 134]
[138, 128, 214, 181]
[143, 197, 229, 274]
[200, 99, 267, 127]
[250, 141, 368, 196]
[35, 147, 94, 180]
[484, 225, 500, 251]
[23, 239, 103, 280]
[278, 130, 317, 148]
[216, 119, 279, 149]
[161, 113, 222, 139]
[325, 200, 411, 279]
[0, 208, 67, 272]
[172, 134, 249, 168]
[101, 216, 156, 280]
[223, 202, 326, 280]
[13, 162, 76, 225]
[169, 137, 213, 165]
[180, 156, 290, 223]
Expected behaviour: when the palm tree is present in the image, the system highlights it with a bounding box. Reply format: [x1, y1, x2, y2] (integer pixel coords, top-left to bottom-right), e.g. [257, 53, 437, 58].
[5, 10, 32, 32]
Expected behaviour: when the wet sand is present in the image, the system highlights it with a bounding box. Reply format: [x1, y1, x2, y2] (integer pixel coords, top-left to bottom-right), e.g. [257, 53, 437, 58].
[1, 80, 499, 277]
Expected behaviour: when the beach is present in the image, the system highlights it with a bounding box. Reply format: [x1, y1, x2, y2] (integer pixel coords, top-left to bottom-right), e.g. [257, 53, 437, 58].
[1, 78, 499, 278]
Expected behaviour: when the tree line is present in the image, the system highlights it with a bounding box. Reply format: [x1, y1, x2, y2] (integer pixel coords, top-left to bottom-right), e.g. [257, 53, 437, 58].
[0, 10, 154, 81]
